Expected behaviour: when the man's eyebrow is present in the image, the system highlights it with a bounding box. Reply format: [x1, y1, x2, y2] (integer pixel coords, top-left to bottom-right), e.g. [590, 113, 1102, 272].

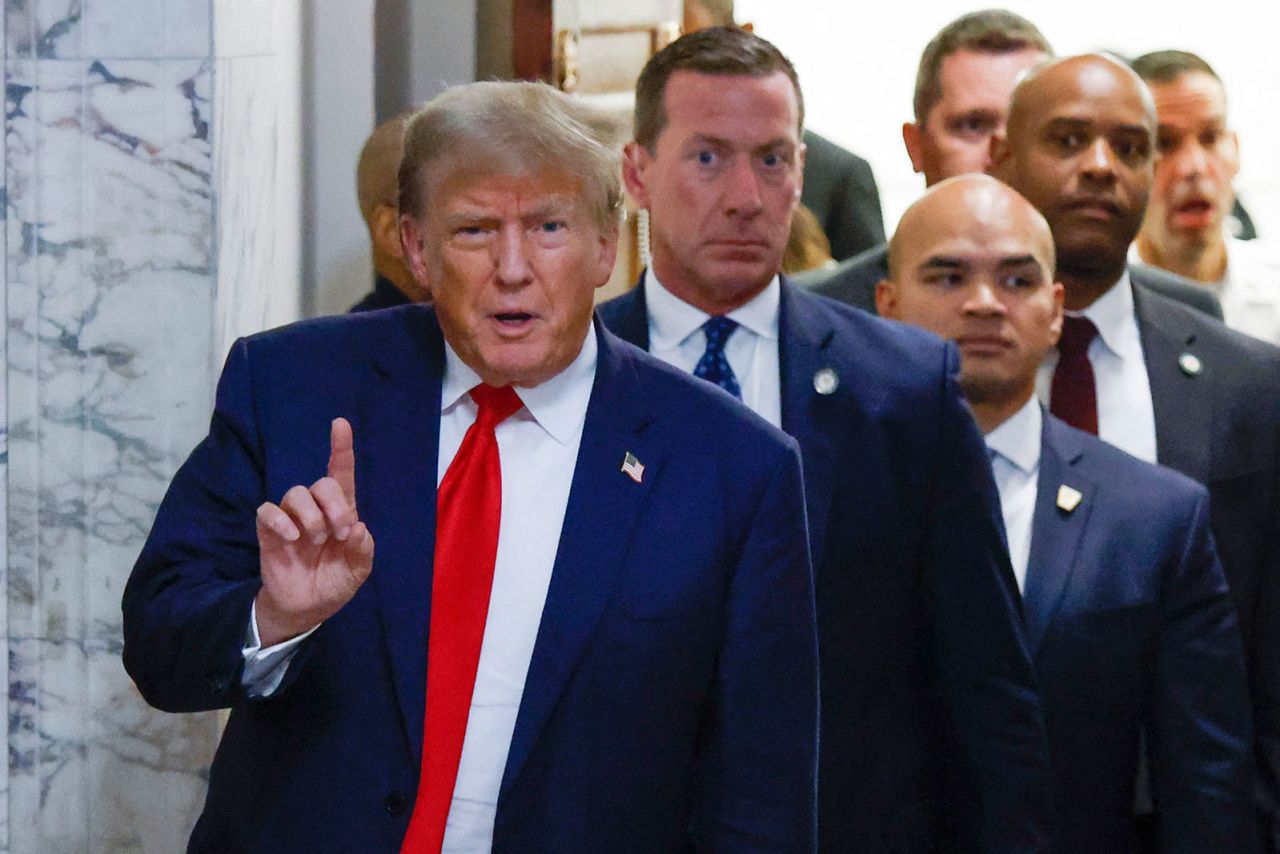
[997, 255, 1043, 268]
[1044, 116, 1090, 129]
[918, 256, 969, 270]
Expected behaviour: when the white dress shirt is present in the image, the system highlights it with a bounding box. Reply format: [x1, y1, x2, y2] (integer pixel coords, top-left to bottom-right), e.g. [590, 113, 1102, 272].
[984, 397, 1042, 594]
[644, 271, 783, 427]
[1131, 236, 1280, 346]
[243, 327, 596, 853]
[1036, 271, 1158, 464]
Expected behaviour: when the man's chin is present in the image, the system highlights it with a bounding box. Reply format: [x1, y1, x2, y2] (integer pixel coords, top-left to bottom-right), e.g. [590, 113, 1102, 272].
[959, 371, 1023, 409]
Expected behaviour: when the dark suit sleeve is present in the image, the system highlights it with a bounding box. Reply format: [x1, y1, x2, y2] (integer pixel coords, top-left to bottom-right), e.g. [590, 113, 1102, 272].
[924, 346, 1054, 851]
[694, 440, 819, 853]
[1252, 451, 1280, 853]
[821, 156, 885, 262]
[1148, 489, 1258, 853]
[122, 338, 270, 713]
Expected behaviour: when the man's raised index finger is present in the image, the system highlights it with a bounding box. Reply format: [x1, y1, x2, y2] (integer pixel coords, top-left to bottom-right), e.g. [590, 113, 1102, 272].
[328, 417, 357, 507]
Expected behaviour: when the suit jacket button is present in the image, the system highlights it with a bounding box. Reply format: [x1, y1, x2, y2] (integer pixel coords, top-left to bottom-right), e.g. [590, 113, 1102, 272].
[385, 793, 407, 816]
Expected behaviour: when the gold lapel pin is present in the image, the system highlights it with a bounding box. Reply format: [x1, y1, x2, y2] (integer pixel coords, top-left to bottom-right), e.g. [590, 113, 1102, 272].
[1057, 484, 1083, 513]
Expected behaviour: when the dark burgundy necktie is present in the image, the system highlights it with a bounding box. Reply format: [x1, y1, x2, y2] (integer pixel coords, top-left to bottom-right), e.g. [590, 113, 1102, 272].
[1050, 315, 1100, 435]
[401, 384, 523, 853]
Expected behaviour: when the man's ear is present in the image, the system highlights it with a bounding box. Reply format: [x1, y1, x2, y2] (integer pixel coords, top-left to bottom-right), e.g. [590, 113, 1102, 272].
[373, 203, 404, 260]
[1227, 130, 1241, 178]
[875, 278, 898, 318]
[793, 138, 806, 206]
[903, 122, 925, 175]
[988, 132, 1010, 179]
[592, 222, 621, 290]
[622, 141, 652, 209]
[399, 215, 430, 286]
[1047, 280, 1065, 345]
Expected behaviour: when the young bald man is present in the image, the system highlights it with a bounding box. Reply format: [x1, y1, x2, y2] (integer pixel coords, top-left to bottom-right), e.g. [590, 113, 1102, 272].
[879, 173, 1256, 853]
[991, 53, 1280, 850]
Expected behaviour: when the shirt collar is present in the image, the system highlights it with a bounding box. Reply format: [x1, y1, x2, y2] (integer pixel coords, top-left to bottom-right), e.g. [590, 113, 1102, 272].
[441, 323, 598, 447]
[644, 269, 780, 349]
[984, 395, 1042, 475]
[1072, 268, 1134, 359]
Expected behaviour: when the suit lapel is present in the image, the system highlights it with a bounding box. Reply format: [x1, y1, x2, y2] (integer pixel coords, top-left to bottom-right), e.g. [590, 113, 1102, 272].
[1131, 273, 1214, 483]
[1023, 415, 1095, 657]
[357, 307, 446, 762]
[499, 324, 663, 799]
[778, 282, 840, 568]
[603, 273, 652, 350]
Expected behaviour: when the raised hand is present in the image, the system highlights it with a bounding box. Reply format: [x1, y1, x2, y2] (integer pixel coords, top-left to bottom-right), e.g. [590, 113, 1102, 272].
[254, 418, 375, 647]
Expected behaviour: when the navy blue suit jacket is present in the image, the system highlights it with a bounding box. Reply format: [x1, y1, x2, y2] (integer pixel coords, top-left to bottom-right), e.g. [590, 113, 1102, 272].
[122, 307, 819, 853]
[1027, 414, 1255, 853]
[1131, 275, 1280, 848]
[599, 279, 1053, 853]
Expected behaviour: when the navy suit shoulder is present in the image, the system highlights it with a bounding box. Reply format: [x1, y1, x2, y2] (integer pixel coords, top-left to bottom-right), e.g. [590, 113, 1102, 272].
[124, 306, 819, 852]
[793, 244, 887, 313]
[1030, 414, 1256, 853]
[1130, 263, 1224, 320]
[600, 279, 1053, 853]
[1130, 274, 1280, 849]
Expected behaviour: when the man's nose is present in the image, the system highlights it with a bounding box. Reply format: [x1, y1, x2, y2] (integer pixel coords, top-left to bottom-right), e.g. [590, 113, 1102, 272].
[1080, 138, 1118, 182]
[964, 282, 1006, 316]
[495, 226, 533, 286]
[723, 156, 764, 217]
[1172, 141, 1208, 179]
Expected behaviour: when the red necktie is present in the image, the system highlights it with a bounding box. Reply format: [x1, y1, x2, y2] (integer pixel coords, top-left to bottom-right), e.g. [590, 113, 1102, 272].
[401, 383, 523, 853]
[1050, 315, 1100, 435]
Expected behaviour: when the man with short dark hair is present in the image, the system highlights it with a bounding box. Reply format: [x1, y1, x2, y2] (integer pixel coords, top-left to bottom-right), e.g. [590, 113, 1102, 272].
[1130, 49, 1280, 345]
[123, 80, 819, 852]
[600, 26, 1053, 852]
[799, 9, 1050, 308]
[879, 173, 1256, 853]
[991, 53, 1280, 851]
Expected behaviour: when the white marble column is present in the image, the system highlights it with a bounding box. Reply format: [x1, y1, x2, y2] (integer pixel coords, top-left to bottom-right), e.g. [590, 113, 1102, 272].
[3, 1, 302, 850]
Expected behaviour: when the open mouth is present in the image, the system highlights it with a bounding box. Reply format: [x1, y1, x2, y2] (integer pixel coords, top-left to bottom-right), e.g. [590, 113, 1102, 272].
[491, 312, 536, 332]
[1171, 198, 1215, 229]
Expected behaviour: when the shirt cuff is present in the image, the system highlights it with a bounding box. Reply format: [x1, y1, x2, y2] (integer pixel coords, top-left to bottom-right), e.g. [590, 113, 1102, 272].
[240, 600, 321, 698]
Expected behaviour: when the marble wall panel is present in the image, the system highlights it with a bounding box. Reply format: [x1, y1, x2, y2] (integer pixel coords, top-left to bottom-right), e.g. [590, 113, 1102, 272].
[5, 55, 222, 853]
[8, 0, 211, 60]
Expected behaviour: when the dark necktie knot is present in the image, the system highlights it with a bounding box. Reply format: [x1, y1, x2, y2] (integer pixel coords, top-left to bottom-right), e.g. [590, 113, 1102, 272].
[702, 316, 739, 352]
[693, 316, 743, 399]
[1058, 315, 1099, 358]
[470, 384, 523, 428]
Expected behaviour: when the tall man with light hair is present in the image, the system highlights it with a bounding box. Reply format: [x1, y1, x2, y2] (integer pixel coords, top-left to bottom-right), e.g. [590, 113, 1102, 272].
[600, 25, 1052, 852]
[1130, 49, 1280, 345]
[123, 80, 819, 852]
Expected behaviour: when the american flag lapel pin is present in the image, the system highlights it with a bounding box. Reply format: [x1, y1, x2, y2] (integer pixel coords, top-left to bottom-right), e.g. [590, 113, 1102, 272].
[621, 451, 644, 484]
